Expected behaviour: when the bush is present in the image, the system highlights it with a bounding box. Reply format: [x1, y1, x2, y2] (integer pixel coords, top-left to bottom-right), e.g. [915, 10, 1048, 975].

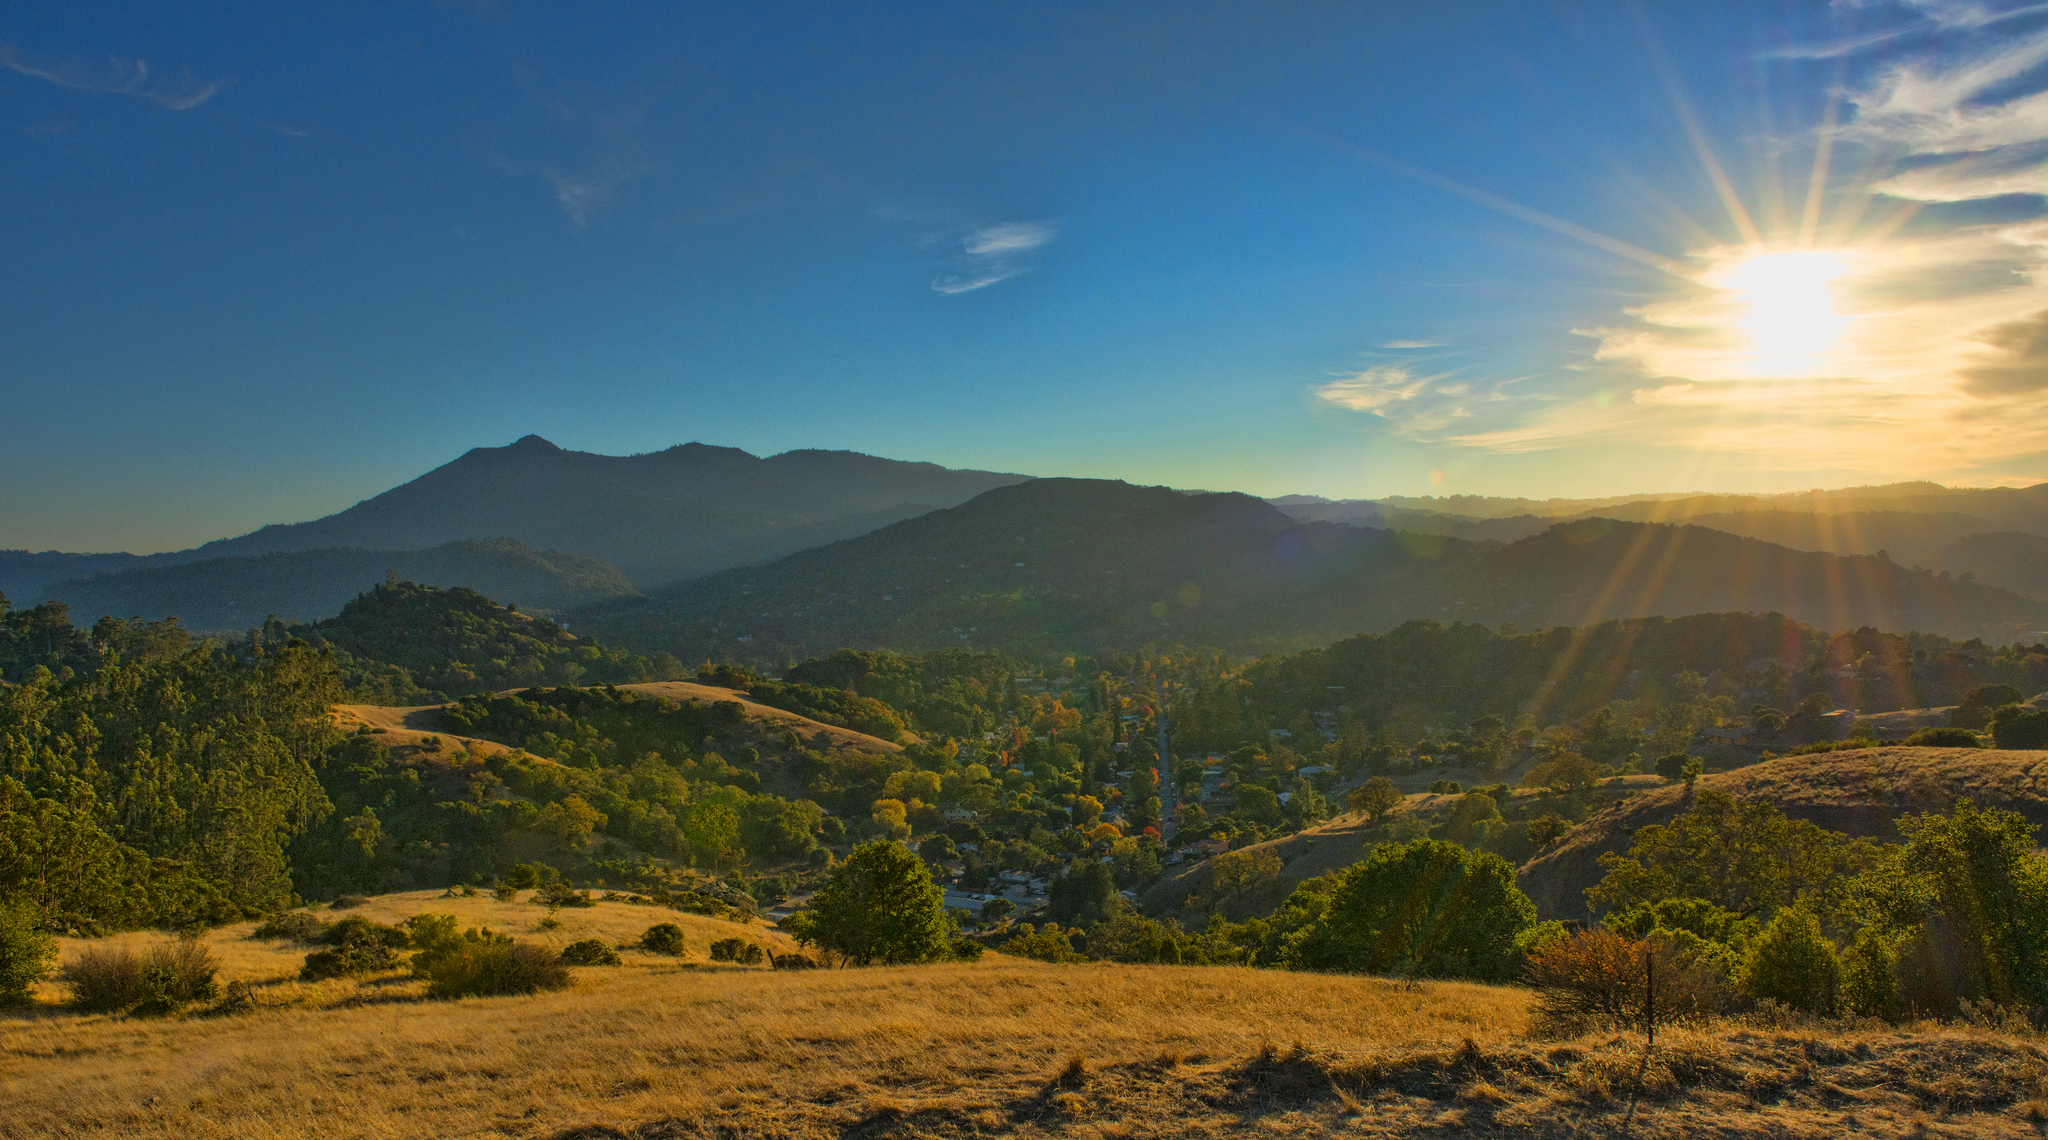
[1524, 928, 1729, 1035]
[63, 939, 221, 1014]
[251, 911, 324, 942]
[422, 941, 572, 998]
[0, 904, 56, 1006]
[317, 916, 409, 948]
[950, 937, 986, 962]
[536, 881, 596, 908]
[1654, 753, 1692, 781]
[300, 939, 402, 980]
[492, 884, 518, 902]
[329, 895, 368, 910]
[1902, 727, 1984, 748]
[642, 923, 687, 956]
[709, 937, 764, 964]
[1991, 705, 2048, 750]
[506, 864, 543, 889]
[1742, 907, 1839, 1014]
[559, 939, 622, 966]
[300, 915, 410, 979]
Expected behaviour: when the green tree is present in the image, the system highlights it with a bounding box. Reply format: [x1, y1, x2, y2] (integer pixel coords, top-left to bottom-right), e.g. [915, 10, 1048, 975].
[1234, 784, 1282, 826]
[1742, 907, 1839, 1014]
[1282, 839, 1535, 980]
[1048, 860, 1120, 926]
[780, 840, 951, 966]
[1853, 800, 2048, 1011]
[1952, 684, 2022, 730]
[1589, 791, 1869, 925]
[0, 902, 55, 1006]
[1345, 776, 1402, 821]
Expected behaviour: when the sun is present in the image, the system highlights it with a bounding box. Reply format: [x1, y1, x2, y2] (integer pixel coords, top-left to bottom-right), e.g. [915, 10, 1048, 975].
[1709, 249, 1852, 377]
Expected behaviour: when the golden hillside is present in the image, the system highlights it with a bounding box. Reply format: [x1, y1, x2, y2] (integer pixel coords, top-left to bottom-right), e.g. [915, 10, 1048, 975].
[1517, 747, 2048, 920]
[4, 890, 2047, 1138]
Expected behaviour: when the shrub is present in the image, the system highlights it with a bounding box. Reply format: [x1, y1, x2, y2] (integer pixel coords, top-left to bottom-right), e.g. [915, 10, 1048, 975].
[559, 939, 622, 966]
[64, 939, 220, 1014]
[300, 915, 410, 979]
[251, 911, 324, 942]
[1524, 928, 1729, 1035]
[0, 904, 56, 1007]
[642, 923, 686, 956]
[950, 937, 986, 962]
[492, 884, 518, 902]
[300, 939, 401, 980]
[1902, 727, 1983, 748]
[1654, 753, 1692, 781]
[423, 941, 572, 998]
[709, 937, 764, 964]
[1742, 907, 1839, 1015]
[506, 864, 542, 889]
[536, 881, 596, 909]
[329, 895, 368, 910]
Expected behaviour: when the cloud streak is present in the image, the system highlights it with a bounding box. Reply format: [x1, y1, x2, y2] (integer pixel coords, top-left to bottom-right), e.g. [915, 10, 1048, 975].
[932, 220, 1057, 294]
[0, 43, 224, 110]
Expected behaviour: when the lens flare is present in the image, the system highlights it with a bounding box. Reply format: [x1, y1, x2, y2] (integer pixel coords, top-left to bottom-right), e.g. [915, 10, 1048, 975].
[1710, 249, 1851, 377]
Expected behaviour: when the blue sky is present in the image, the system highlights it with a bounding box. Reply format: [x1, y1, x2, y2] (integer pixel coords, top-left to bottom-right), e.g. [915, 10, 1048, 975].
[5, 1, 2048, 552]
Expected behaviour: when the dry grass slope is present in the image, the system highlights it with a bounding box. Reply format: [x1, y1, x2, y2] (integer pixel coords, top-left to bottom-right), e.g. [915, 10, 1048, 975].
[7, 940, 2048, 1138]
[1517, 746, 2048, 919]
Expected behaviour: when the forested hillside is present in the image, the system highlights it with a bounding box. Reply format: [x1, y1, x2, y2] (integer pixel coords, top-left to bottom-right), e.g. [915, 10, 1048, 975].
[278, 580, 682, 703]
[42, 539, 639, 630]
[577, 480, 2048, 664]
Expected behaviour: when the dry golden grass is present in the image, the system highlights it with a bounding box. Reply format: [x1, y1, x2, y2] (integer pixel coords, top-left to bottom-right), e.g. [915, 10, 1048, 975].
[8, 891, 2048, 1138]
[26, 889, 793, 1012]
[616, 681, 911, 752]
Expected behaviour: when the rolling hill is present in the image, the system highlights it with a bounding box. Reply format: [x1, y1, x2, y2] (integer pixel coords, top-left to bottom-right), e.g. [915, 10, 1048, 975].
[1514, 746, 2048, 920]
[576, 479, 2048, 663]
[41, 538, 639, 630]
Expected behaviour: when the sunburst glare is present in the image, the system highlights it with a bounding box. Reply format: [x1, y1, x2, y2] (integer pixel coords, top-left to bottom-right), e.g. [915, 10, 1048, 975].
[1708, 249, 1852, 378]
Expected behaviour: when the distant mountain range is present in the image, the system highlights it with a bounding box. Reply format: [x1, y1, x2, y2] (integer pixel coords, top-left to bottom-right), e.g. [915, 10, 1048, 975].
[575, 479, 2048, 663]
[1269, 483, 2048, 600]
[2, 436, 1030, 615]
[7, 441, 2047, 648]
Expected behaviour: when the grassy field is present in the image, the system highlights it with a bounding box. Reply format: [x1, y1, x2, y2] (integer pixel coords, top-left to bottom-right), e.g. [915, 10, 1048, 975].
[6, 891, 2048, 1138]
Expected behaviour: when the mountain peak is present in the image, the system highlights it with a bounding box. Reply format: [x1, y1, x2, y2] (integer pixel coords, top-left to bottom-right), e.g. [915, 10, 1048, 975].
[507, 434, 561, 452]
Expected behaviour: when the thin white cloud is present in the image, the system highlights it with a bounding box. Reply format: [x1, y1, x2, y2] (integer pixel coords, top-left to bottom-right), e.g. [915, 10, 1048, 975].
[1380, 339, 1447, 349]
[0, 43, 224, 110]
[932, 219, 1058, 294]
[962, 221, 1056, 256]
[541, 167, 631, 229]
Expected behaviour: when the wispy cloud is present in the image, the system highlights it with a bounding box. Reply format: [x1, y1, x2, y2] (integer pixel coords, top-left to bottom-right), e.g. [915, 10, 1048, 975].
[1380, 339, 1446, 349]
[932, 220, 1057, 294]
[1315, 364, 1520, 436]
[0, 43, 224, 110]
[541, 167, 632, 229]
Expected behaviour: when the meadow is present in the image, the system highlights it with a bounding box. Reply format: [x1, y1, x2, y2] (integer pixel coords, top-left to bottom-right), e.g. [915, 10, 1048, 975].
[4, 891, 2046, 1138]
